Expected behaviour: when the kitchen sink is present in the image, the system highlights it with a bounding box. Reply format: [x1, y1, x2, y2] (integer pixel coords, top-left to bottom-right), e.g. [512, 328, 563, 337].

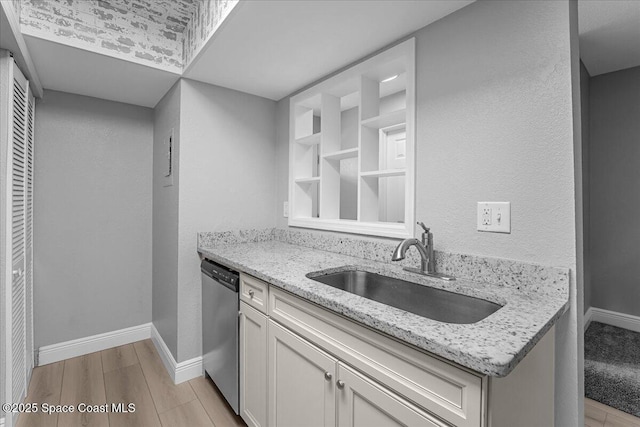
[307, 269, 502, 324]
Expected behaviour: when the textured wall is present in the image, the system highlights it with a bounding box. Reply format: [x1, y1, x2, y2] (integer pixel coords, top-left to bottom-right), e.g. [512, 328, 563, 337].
[589, 66, 640, 317]
[274, 1, 581, 424]
[33, 90, 153, 348]
[182, 0, 238, 67]
[152, 81, 181, 360]
[20, 0, 197, 72]
[176, 79, 277, 362]
[19, 0, 238, 73]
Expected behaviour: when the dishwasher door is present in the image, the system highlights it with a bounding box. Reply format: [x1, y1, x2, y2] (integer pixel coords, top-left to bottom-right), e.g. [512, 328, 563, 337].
[202, 269, 239, 414]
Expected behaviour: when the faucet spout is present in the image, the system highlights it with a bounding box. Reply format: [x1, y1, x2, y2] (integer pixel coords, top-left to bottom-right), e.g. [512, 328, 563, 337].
[391, 238, 428, 263]
[391, 225, 456, 281]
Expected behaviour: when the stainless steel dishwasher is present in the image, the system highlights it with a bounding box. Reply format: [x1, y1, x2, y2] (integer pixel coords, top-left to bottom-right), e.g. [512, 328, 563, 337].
[201, 258, 240, 414]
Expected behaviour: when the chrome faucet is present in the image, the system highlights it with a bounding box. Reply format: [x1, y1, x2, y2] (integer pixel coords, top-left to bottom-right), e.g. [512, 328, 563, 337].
[392, 222, 455, 281]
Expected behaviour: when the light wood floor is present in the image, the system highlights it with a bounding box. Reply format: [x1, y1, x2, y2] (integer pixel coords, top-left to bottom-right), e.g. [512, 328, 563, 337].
[16, 343, 640, 427]
[16, 339, 247, 427]
[586, 398, 640, 427]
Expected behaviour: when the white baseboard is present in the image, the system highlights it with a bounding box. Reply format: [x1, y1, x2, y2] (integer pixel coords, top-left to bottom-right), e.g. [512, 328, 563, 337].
[584, 307, 594, 332]
[150, 324, 202, 384]
[38, 323, 152, 366]
[584, 307, 640, 334]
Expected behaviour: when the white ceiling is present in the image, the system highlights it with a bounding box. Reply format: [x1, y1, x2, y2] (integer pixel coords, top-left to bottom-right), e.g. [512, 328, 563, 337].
[578, 0, 640, 76]
[24, 35, 180, 108]
[15, 0, 639, 108]
[183, 0, 474, 101]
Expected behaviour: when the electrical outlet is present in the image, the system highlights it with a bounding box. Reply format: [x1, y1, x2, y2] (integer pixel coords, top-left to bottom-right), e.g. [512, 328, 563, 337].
[477, 202, 511, 233]
[283, 201, 289, 218]
[482, 207, 492, 225]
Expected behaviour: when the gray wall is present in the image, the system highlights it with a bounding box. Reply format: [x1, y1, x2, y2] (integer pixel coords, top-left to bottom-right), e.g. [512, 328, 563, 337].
[581, 62, 591, 313]
[589, 66, 640, 317]
[153, 79, 277, 362]
[152, 81, 181, 359]
[34, 90, 153, 348]
[275, 1, 581, 424]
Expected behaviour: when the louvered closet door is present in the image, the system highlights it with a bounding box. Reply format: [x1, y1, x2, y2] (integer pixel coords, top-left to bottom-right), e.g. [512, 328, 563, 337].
[11, 63, 28, 413]
[1, 51, 35, 427]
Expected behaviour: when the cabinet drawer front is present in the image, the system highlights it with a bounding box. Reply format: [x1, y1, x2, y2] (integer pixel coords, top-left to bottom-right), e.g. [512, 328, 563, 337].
[240, 273, 269, 314]
[269, 287, 483, 427]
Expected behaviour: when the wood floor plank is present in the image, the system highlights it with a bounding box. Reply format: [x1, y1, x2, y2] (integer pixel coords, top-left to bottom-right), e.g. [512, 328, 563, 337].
[586, 400, 608, 427]
[58, 352, 108, 427]
[15, 361, 64, 427]
[104, 363, 161, 427]
[101, 343, 139, 373]
[134, 339, 196, 413]
[586, 398, 640, 425]
[190, 376, 246, 427]
[605, 413, 640, 427]
[158, 399, 215, 427]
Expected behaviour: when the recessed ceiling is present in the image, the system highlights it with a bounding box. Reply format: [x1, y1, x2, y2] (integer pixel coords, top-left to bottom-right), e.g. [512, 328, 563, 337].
[183, 0, 474, 101]
[578, 0, 640, 76]
[24, 35, 180, 108]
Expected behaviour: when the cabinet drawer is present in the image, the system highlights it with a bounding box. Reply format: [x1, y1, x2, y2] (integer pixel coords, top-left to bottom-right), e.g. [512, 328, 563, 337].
[269, 287, 484, 427]
[240, 273, 269, 314]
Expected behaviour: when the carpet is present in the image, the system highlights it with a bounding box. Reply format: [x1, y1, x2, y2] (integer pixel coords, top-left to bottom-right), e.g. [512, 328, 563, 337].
[584, 321, 640, 417]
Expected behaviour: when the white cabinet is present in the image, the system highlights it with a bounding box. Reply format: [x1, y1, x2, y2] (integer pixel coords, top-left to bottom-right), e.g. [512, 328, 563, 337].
[240, 301, 268, 427]
[268, 285, 483, 427]
[238, 273, 555, 427]
[267, 320, 444, 427]
[268, 321, 336, 427]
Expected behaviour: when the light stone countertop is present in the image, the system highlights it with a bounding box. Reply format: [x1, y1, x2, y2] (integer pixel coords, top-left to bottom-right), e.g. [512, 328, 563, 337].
[198, 239, 568, 377]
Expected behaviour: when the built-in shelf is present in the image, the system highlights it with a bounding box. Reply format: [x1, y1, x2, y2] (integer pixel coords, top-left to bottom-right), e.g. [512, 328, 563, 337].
[361, 109, 406, 129]
[295, 133, 321, 146]
[289, 38, 415, 238]
[322, 147, 359, 161]
[294, 177, 321, 184]
[360, 169, 406, 178]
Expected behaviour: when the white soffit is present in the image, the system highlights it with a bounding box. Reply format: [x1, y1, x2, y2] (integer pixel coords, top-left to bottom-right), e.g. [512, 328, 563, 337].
[183, 0, 474, 101]
[24, 35, 180, 108]
[579, 0, 640, 76]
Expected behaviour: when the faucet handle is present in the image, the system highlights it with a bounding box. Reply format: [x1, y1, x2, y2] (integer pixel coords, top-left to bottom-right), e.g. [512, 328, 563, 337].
[417, 221, 430, 234]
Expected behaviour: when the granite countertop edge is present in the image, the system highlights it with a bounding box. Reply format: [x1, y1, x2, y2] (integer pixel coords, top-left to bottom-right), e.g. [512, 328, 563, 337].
[198, 241, 569, 377]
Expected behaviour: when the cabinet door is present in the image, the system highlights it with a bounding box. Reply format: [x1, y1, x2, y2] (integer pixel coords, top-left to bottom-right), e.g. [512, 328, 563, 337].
[240, 302, 268, 427]
[268, 321, 336, 427]
[337, 364, 447, 427]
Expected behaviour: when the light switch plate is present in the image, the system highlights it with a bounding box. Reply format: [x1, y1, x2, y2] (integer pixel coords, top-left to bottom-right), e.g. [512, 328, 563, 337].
[477, 202, 510, 233]
[283, 201, 289, 218]
[163, 128, 174, 187]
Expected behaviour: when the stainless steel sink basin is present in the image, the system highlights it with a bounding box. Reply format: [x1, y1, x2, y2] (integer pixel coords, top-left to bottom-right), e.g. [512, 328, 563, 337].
[307, 269, 501, 324]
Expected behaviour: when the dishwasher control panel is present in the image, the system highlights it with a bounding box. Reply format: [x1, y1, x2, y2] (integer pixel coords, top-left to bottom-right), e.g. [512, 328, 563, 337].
[201, 259, 239, 289]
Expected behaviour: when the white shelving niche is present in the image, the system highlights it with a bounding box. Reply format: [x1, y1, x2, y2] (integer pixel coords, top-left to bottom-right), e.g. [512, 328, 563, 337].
[288, 38, 415, 238]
